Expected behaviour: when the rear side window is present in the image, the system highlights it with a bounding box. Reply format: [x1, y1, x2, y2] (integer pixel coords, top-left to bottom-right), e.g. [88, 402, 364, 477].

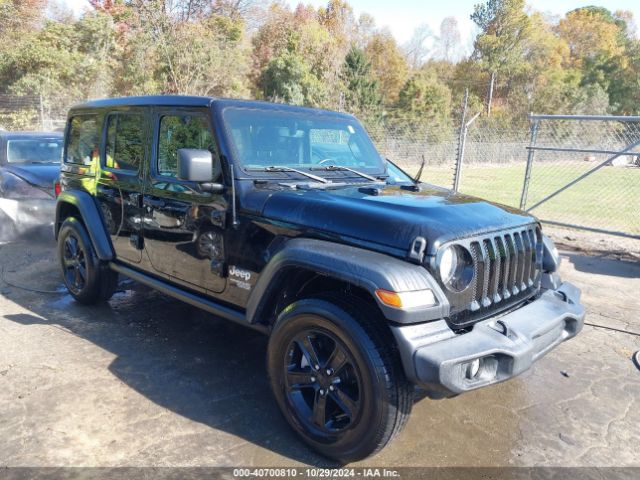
[157, 114, 215, 177]
[66, 115, 99, 165]
[105, 114, 145, 171]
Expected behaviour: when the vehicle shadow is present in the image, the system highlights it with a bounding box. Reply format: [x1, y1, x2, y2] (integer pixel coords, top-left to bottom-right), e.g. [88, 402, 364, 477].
[1, 238, 341, 466]
[563, 251, 640, 279]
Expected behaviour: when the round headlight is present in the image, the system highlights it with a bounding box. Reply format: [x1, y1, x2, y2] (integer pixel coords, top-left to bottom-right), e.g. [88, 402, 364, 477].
[542, 234, 561, 272]
[439, 246, 457, 285]
[438, 245, 474, 292]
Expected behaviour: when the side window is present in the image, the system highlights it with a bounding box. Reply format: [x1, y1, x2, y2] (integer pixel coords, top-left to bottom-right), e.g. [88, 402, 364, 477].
[157, 114, 216, 178]
[66, 115, 99, 165]
[105, 114, 145, 171]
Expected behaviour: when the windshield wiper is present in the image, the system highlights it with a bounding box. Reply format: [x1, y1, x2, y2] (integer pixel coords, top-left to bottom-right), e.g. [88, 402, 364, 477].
[311, 165, 379, 182]
[246, 166, 329, 184]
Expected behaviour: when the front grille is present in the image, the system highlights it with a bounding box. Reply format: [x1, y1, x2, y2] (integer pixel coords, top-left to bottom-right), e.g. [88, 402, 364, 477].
[442, 225, 543, 328]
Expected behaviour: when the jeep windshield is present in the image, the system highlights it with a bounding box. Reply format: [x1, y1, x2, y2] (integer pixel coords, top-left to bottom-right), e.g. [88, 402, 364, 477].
[7, 138, 63, 164]
[222, 107, 386, 179]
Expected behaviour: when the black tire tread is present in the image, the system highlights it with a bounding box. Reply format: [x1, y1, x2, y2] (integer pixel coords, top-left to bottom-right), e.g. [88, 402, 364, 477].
[58, 217, 117, 304]
[269, 293, 413, 462]
[316, 293, 413, 457]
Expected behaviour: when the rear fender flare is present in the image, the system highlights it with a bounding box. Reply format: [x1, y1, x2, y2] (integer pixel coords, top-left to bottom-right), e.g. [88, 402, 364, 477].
[55, 190, 114, 261]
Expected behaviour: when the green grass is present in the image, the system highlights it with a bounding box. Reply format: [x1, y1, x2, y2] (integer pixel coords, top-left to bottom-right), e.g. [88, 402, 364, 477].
[404, 162, 639, 234]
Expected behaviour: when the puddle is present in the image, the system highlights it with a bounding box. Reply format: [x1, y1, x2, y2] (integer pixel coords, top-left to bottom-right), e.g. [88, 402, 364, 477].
[47, 294, 76, 309]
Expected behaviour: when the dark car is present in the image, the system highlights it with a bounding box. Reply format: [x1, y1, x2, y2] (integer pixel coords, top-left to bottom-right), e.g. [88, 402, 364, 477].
[0, 131, 63, 240]
[55, 96, 584, 461]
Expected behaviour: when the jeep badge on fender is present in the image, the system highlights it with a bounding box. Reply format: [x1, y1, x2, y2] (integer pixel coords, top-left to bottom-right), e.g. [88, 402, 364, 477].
[55, 96, 585, 462]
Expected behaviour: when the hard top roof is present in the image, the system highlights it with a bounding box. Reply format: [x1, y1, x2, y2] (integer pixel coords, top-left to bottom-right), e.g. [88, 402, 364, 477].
[69, 96, 354, 119]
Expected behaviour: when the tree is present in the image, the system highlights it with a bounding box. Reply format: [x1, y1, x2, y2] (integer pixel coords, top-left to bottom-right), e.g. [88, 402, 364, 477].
[2, 19, 87, 99]
[556, 7, 630, 114]
[260, 50, 325, 106]
[434, 17, 462, 63]
[251, 2, 348, 108]
[354, 13, 376, 49]
[471, 0, 531, 76]
[365, 31, 409, 106]
[106, 1, 251, 96]
[318, 0, 355, 41]
[556, 7, 625, 68]
[403, 23, 433, 69]
[0, 0, 46, 44]
[159, 15, 250, 96]
[251, 3, 294, 84]
[341, 47, 381, 119]
[570, 83, 610, 115]
[608, 33, 640, 115]
[509, 11, 574, 117]
[395, 73, 452, 124]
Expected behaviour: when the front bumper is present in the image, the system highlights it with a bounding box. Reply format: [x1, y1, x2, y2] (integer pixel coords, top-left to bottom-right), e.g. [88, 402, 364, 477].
[391, 282, 584, 397]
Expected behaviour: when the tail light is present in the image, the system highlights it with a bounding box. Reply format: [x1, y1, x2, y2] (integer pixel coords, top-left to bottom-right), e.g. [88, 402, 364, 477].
[54, 180, 62, 197]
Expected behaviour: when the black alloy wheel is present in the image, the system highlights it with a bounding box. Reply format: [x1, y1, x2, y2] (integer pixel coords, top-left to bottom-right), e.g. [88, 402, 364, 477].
[284, 329, 362, 435]
[57, 217, 117, 304]
[268, 295, 413, 462]
[62, 233, 88, 295]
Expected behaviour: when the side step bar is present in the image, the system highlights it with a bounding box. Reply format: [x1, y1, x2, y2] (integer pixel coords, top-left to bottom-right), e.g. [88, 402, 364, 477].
[109, 262, 268, 334]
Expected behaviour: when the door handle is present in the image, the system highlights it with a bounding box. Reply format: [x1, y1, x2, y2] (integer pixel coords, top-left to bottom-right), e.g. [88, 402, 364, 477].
[130, 192, 143, 208]
[145, 198, 165, 208]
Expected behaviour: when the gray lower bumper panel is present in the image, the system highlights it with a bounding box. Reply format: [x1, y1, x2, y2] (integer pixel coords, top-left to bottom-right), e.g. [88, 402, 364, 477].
[391, 282, 585, 397]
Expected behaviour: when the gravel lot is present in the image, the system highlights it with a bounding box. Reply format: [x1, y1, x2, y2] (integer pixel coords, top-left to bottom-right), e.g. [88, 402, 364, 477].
[0, 234, 639, 468]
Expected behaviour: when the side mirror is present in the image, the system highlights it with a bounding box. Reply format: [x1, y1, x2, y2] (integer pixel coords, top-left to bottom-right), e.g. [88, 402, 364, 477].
[177, 148, 224, 193]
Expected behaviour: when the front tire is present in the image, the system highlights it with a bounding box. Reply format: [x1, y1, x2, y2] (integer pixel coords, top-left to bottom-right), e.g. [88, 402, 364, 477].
[267, 295, 413, 462]
[58, 217, 117, 304]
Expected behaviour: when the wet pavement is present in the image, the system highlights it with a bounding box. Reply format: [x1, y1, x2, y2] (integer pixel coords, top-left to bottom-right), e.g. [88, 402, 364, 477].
[0, 236, 638, 467]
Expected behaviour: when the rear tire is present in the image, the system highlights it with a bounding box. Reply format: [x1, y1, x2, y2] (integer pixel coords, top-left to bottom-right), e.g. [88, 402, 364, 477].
[267, 294, 413, 462]
[58, 217, 117, 304]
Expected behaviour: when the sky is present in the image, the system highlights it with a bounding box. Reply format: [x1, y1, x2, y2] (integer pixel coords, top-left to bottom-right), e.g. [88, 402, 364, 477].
[61, 0, 640, 46]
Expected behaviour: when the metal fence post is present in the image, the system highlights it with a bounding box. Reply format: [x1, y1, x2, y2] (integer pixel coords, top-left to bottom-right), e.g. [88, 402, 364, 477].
[520, 117, 540, 210]
[39, 94, 45, 131]
[454, 111, 481, 193]
[453, 89, 469, 191]
[453, 124, 467, 192]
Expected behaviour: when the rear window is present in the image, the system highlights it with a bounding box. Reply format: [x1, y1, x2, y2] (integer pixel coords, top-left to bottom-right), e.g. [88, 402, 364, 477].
[105, 113, 145, 171]
[6, 139, 62, 164]
[66, 115, 99, 165]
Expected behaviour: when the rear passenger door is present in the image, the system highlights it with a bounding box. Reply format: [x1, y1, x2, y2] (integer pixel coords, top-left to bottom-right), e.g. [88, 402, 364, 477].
[96, 110, 149, 264]
[142, 108, 227, 294]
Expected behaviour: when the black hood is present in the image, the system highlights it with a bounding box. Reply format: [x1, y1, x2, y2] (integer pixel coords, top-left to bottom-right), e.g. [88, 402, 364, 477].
[3, 164, 60, 189]
[259, 183, 537, 255]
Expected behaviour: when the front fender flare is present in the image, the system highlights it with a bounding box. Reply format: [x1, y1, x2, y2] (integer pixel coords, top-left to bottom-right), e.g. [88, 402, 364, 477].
[55, 190, 114, 261]
[246, 238, 448, 325]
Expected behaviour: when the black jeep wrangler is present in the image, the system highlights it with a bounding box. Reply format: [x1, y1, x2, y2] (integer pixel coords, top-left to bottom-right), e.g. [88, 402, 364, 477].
[55, 96, 584, 461]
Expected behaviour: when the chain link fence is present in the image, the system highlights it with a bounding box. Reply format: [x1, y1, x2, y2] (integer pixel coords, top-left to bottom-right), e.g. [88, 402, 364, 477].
[0, 94, 76, 132]
[369, 115, 640, 256]
[520, 115, 640, 255]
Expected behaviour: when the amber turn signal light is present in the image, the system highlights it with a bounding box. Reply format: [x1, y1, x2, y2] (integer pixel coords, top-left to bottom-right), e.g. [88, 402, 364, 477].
[375, 288, 438, 309]
[375, 289, 403, 308]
